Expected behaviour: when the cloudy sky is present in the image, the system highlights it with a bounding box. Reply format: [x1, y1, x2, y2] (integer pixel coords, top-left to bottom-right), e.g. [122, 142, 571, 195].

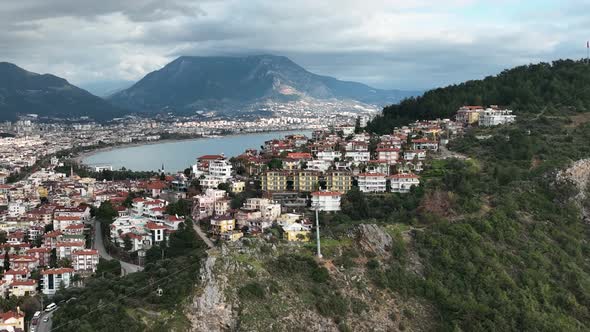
[0, 0, 587, 92]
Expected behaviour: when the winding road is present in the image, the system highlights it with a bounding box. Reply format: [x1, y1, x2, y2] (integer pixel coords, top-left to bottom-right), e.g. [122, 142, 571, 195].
[93, 219, 143, 276]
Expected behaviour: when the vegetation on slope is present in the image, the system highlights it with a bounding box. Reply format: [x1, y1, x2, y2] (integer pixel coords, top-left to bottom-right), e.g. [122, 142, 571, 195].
[51, 220, 207, 331]
[367, 59, 590, 133]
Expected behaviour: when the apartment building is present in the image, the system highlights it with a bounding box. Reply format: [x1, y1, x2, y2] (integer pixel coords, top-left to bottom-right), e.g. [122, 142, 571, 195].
[357, 173, 387, 193]
[325, 171, 352, 193]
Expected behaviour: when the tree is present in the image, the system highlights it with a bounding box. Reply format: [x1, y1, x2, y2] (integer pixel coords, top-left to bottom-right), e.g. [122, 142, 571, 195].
[123, 236, 133, 251]
[183, 168, 192, 177]
[3, 252, 9, 272]
[267, 158, 283, 170]
[95, 201, 118, 222]
[50, 248, 57, 268]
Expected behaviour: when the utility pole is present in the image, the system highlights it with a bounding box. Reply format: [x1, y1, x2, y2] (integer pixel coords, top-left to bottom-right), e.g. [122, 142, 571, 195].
[315, 208, 322, 259]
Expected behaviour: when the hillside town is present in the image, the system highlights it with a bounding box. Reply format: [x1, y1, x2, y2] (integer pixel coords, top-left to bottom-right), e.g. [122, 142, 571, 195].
[0, 105, 516, 331]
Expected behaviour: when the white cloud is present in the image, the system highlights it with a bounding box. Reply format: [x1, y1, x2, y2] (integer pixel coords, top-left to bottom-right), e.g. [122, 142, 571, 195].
[0, 0, 584, 90]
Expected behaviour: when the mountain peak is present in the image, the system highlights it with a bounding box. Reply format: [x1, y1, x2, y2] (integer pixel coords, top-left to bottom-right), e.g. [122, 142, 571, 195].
[110, 55, 418, 113]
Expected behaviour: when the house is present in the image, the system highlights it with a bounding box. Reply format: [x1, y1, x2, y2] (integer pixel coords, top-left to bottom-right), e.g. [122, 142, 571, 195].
[220, 231, 244, 242]
[0, 310, 25, 332]
[56, 241, 85, 260]
[230, 180, 245, 193]
[376, 147, 400, 165]
[478, 107, 516, 127]
[41, 268, 74, 295]
[146, 222, 167, 245]
[411, 138, 439, 151]
[2, 269, 29, 283]
[357, 173, 387, 193]
[208, 159, 233, 180]
[455, 106, 484, 125]
[9, 279, 37, 297]
[210, 216, 235, 235]
[403, 150, 427, 161]
[311, 191, 342, 212]
[26, 247, 51, 266]
[72, 249, 99, 273]
[282, 223, 311, 242]
[389, 173, 420, 193]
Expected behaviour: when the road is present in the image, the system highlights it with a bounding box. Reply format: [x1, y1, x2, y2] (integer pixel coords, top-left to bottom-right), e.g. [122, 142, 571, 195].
[93, 219, 143, 276]
[192, 223, 214, 249]
[32, 310, 53, 332]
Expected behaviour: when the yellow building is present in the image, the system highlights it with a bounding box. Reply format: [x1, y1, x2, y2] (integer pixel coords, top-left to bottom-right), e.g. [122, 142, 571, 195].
[221, 231, 244, 242]
[262, 171, 288, 192]
[283, 223, 310, 242]
[231, 181, 246, 193]
[210, 216, 235, 235]
[326, 171, 353, 193]
[294, 170, 319, 192]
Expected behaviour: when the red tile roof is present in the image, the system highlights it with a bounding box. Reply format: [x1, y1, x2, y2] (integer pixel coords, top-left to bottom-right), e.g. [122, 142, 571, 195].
[311, 191, 342, 197]
[41, 268, 74, 275]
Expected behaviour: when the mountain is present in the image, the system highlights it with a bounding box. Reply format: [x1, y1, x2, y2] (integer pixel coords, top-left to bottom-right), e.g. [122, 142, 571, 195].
[109, 55, 419, 113]
[0, 62, 124, 121]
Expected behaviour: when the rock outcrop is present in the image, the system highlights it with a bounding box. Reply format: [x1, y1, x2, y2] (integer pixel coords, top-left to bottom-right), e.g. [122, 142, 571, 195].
[356, 224, 393, 256]
[186, 251, 237, 332]
[557, 158, 590, 220]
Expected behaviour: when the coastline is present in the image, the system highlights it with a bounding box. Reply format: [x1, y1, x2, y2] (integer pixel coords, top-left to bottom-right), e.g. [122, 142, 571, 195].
[74, 127, 315, 166]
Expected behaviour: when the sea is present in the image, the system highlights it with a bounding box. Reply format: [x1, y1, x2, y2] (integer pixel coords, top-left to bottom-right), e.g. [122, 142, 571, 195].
[82, 130, 312, 172]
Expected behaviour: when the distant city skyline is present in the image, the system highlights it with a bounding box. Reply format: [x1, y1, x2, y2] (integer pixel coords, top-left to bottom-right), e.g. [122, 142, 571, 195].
[0, 0, 587, 91]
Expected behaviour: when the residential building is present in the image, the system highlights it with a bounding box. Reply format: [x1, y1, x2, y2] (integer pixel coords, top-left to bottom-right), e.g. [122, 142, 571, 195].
[326, 171, 353, 193]
[282, 223, 311, 242]
[357, 173, 387, 193]
[311, 191, 342, 212]
[478, 107, 516, 127]
[210, 216, 235, 235]
[0, 310, 25, 332]
[41, 268, 74, 295]
[261, 171, 288, 192]
[72, 249, 99, 273]
[456, 106, 484, 125]
[389, 173, 420, 193]
[293, 170, 319, 192]
[9, 279, 37, 297]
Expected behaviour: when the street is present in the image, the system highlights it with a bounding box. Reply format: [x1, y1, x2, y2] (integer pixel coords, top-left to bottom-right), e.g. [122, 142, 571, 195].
[32, 310, 53, 332]
[93, 219, 143, 276]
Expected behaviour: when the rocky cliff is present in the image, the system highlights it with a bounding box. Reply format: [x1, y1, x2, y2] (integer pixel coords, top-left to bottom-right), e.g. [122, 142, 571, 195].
[185, 226, 436, 331]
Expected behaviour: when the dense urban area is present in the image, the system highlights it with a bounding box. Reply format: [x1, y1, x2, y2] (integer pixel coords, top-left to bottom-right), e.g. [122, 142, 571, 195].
[0, 102, 515, 331]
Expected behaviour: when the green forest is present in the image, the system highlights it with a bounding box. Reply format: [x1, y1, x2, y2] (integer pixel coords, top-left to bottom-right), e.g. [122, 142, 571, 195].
[367, 59, 590, 133]
[352, 59, 590, 330]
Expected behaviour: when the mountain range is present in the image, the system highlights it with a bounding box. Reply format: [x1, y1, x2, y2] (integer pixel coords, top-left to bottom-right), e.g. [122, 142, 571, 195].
[109, 55, 418, 113]
[0, 62, 124, 121]
[0, 56, 419, 121]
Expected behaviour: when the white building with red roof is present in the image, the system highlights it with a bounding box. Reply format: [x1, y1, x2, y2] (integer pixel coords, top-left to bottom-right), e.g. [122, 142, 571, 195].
[311, 192, 342, 212]
[389, 173, 420, 193]
[0, 310, 25, 331]
[376, 147, 400, 165]
[56, 241, 85, 260]
[41, 267, 75, 295]
[72, 249, 99, 273]
[9, 279, 37, 297]
[357, 173, 387, 193]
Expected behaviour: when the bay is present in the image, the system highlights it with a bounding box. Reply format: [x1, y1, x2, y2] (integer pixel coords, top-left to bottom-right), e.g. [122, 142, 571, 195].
[82, 130, 312, 172]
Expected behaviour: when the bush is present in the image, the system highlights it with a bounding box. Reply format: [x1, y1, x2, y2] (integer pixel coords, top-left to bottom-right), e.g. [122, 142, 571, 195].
[239, 282, 266, 300]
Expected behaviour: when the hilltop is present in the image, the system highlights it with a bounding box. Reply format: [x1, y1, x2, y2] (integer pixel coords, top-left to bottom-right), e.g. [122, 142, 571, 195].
[368, 59, 590, 133]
